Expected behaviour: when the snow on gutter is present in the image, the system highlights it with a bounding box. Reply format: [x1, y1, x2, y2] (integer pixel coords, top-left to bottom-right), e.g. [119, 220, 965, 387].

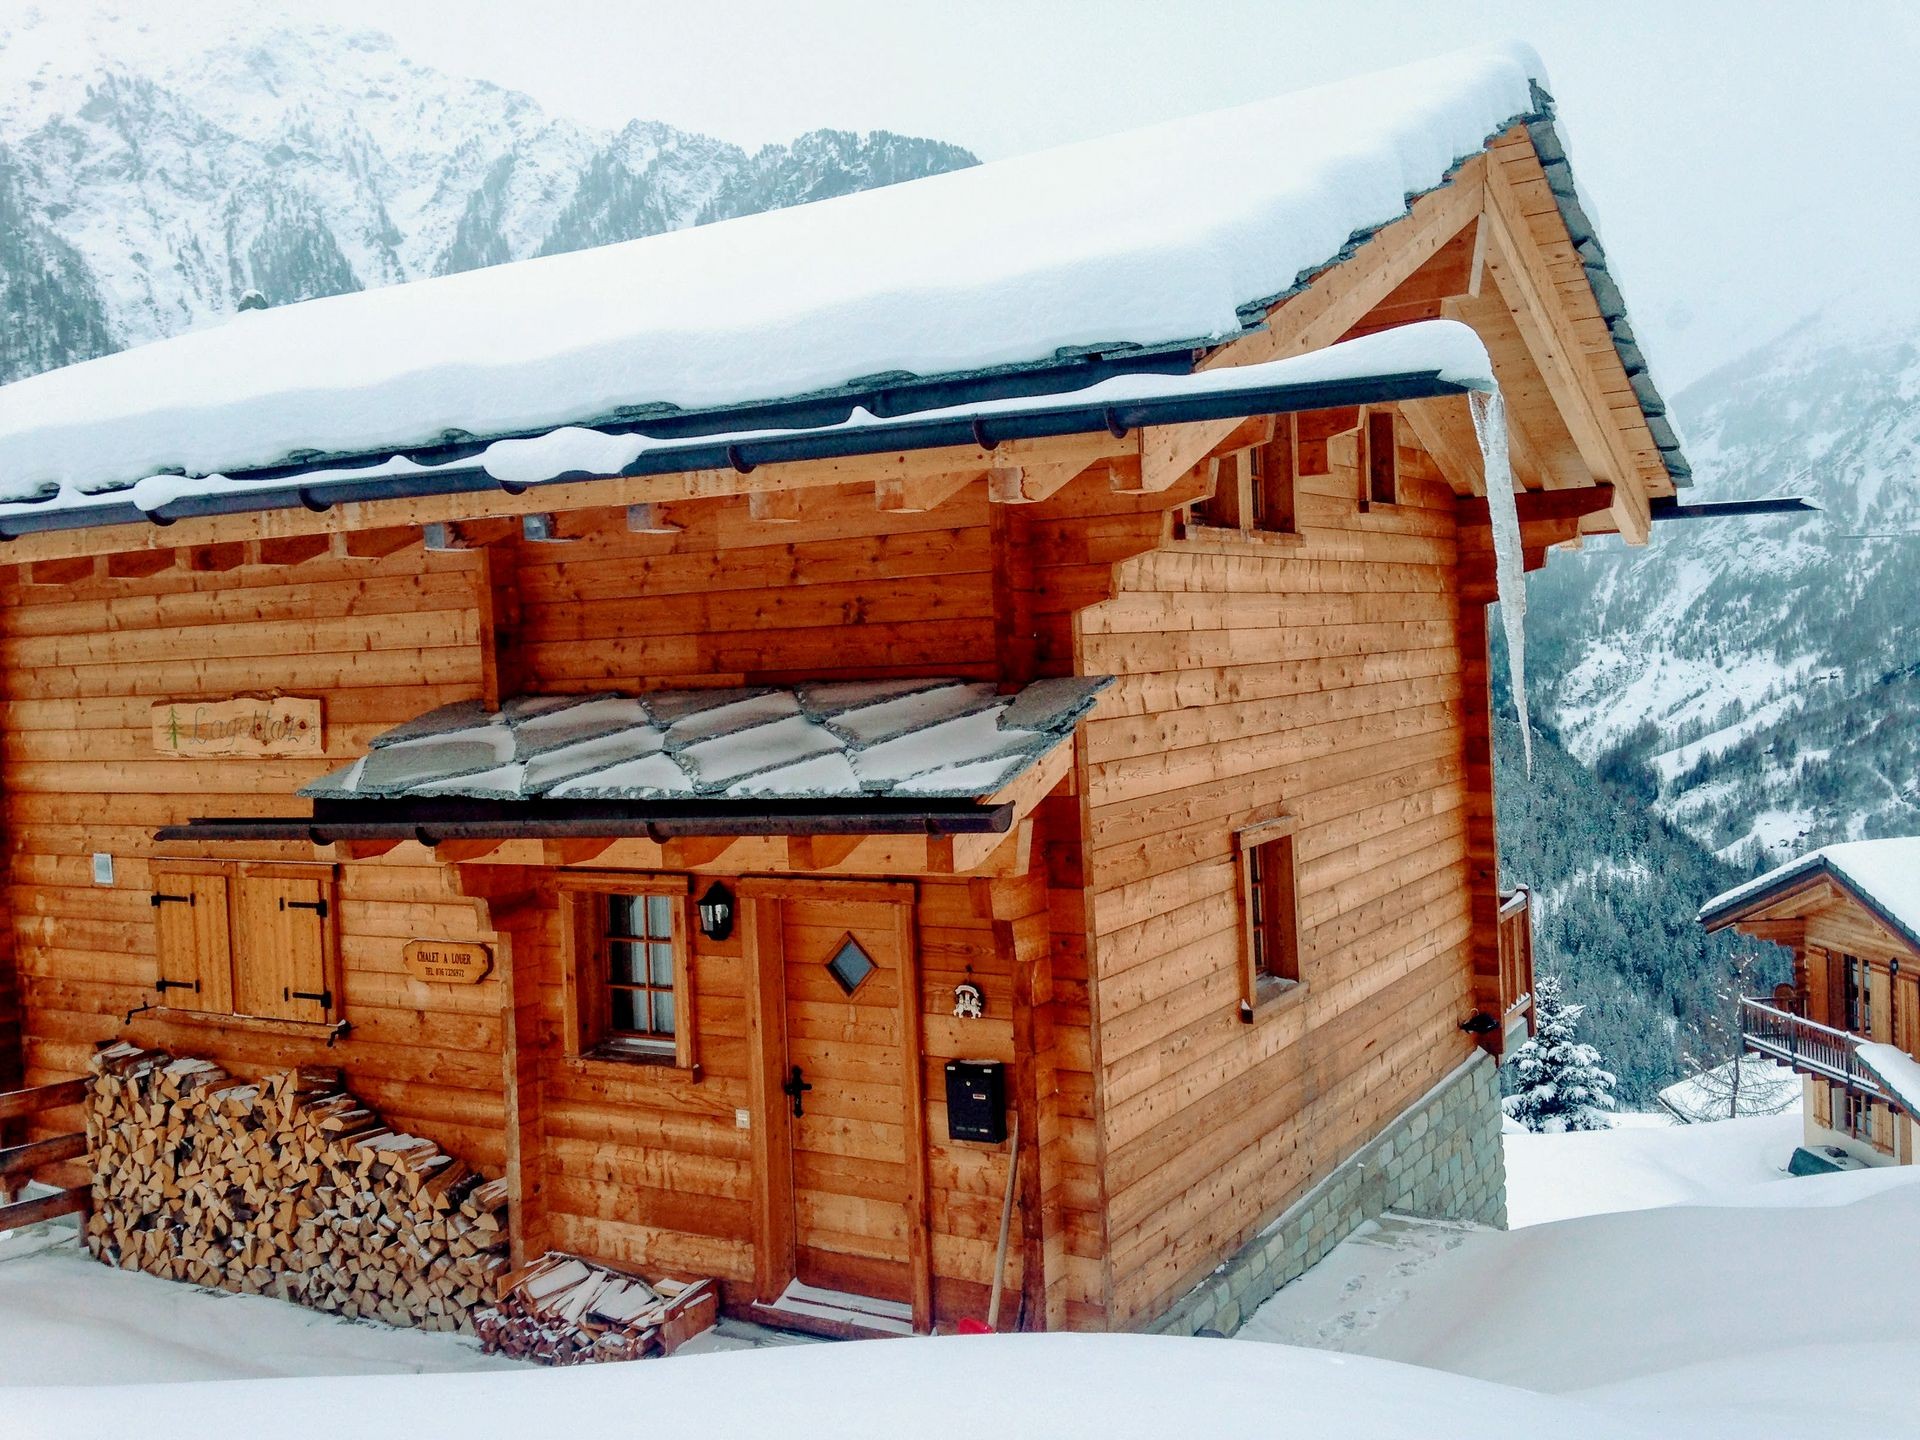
[0, 320, 1494, 540]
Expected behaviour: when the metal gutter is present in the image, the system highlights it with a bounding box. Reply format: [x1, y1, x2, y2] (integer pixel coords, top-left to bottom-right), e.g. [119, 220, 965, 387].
[1649, 496, 1817, 522]
[1, 368, 1474, 542]
[156, 796, 1018, 846]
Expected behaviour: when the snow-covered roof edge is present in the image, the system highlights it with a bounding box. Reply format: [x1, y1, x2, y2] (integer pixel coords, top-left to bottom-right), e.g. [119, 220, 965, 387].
[1699, 838, 1920, 959]
[0, 43, 1685, 517]
[1521, 105, 1688, 485]
[0, 322, 1494, 538]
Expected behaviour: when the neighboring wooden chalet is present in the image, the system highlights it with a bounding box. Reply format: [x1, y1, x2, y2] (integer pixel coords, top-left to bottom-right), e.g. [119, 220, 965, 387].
[1702, 838, 1920, 1167]
[0, 44, 1686, 1337]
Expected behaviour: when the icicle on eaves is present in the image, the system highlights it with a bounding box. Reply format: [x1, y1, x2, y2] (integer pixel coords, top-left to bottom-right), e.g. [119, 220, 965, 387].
[1469, 388, 1531, 774]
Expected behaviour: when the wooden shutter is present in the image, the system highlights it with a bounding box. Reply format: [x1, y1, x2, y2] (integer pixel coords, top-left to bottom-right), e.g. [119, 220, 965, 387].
[233, 869, 336, 1022]
[151, 870, 233, 1014]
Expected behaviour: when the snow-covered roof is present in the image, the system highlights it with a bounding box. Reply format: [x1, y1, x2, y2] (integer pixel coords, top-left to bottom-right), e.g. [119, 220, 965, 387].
[302, 678, 1110, 805]
[1699, 838, 1920, 956]
[0, 322, 1494, 536]
[1857, 1043, 1920, 1119]
[0, 41, 1681, 526]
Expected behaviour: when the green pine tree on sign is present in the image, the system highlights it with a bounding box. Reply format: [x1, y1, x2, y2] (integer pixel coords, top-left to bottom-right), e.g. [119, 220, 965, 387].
[167, 706, 182, 751]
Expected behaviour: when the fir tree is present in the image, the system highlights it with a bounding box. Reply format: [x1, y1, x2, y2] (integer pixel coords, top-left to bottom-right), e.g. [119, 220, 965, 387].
[1504, 975, 1618, 1132]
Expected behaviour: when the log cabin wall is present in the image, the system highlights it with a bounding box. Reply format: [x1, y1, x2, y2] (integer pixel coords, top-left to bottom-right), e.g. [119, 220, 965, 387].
[1074, 418, 1486, 1326]
[0, 548, 506, 1176]
[494, 867, 1053, 1328]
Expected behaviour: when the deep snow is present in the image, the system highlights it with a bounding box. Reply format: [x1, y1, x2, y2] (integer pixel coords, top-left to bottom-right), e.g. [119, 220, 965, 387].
[6, 1111, 1909, 1438]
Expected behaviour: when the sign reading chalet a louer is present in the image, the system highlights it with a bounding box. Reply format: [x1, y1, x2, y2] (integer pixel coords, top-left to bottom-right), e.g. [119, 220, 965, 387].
[403, 940, 493, 985]
[150, 695, 324, 759]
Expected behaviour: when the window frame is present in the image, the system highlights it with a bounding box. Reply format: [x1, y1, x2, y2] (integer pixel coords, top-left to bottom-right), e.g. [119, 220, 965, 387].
[1185, 416, 1301, 544]
[149, 857, 340, 1028]
[557, 872, 697, 1071]
[1358, 406, 1400, 511]
[1234, 810, 1304, 1018]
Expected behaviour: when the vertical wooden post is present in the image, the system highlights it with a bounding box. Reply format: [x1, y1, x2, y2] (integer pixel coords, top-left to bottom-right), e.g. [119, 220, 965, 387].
[743, 896, 795, 1305]
[895, 895, 934, 1333]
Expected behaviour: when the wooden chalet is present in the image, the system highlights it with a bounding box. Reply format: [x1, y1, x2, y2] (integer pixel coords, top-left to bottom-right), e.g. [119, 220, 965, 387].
[1703, 839, 1920, 1167]
[0, 45, 1688, 1337]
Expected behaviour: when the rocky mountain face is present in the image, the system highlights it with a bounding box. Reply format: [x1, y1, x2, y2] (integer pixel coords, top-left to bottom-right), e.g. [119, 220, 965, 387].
[0, 5, 977, 384]
[1522, 320, 1920, 868]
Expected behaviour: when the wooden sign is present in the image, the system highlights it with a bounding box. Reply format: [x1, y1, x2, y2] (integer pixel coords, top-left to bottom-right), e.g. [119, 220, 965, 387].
[151, 695, 323, 759]
[403, 940, 493, 985]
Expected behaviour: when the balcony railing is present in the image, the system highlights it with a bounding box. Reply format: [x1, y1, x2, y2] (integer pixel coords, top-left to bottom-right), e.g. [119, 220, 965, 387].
[1739, 997, 1893, 1104]
[1497, 888, 1534, 1039]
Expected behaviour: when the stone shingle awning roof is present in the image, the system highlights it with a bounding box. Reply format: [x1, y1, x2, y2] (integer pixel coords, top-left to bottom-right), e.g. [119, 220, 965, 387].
[302, 678, 1111, 806]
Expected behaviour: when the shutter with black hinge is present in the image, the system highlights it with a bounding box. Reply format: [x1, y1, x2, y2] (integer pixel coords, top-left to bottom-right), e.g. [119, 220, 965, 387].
[233, 871, 335, 1021]
[151, 870, 233, 1013]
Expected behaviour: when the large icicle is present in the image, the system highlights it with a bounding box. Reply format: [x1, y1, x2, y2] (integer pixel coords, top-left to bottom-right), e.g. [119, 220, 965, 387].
[1469, 389, 1531, 773]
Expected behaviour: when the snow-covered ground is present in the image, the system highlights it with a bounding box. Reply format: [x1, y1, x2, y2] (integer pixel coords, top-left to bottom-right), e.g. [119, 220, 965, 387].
[1504, 1109, 1799, 1225]
[6, 1111, 1913, 1438]
[1246, 1111, 1920, 1440]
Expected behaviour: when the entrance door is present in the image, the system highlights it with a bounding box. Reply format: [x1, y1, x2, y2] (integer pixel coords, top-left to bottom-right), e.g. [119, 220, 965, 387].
[746, 881, 928, 1332]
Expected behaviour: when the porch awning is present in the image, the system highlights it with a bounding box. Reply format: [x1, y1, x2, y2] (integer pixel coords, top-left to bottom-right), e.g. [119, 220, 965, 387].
[156, 677, 1110, 845]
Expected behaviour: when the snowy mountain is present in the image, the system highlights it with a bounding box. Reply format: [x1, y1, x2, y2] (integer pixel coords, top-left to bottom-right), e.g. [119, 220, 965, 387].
[1525, 316, 1920, 865]
[0, 4, 975, 384]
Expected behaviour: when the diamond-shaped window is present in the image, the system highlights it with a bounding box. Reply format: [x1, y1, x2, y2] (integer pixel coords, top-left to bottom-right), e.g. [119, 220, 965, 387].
[826, 935, 876, 996]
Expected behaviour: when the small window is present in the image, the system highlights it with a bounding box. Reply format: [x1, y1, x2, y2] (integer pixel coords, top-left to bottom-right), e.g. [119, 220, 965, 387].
[1838, 1085, 1873, 1141]
[1189, 417, 1298, 538]
[1844, 954, 1872, 1035]
[562, 877, 694, 1068]
[1360, 408, 1399, 509]
[605, 893, 679, 1043]
[1251, 419, 1298, 535]
[826, 934, 876, 995]
[151, 860, 338, 1025]
[1235, 813, 1301, 1013]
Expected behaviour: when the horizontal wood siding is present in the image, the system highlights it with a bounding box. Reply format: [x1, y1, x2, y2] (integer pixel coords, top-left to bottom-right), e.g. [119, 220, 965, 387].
[0, 551, 503, 1176]
[508, 485, 998, 691]
[1077, 437, 1484, 1326]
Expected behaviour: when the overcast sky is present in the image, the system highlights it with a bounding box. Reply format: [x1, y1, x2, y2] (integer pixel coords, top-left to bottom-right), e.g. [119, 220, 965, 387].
[261, 4, 1920, 389]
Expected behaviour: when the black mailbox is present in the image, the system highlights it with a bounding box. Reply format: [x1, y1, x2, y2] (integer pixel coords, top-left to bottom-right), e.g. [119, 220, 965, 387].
[944, 1059, 1007, 1144]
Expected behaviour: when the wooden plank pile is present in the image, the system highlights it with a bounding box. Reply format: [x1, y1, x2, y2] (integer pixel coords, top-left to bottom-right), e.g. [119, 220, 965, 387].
[474, 1252, 718, 1364]
[82, 1041, 510, 1332]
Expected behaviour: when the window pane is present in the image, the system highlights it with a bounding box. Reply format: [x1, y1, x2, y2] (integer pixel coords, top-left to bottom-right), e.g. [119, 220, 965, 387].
[650, 942, 675, 987]
[607, 941, 643, 984]
[652, 991, 676, 1036]
[606, 894, 638, 938]
[609, 987, 640, 1033]
[646, 894, 673, 938]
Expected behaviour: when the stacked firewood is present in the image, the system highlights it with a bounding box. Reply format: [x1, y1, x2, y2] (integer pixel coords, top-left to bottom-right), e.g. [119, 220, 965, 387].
[82, 1041, 510, 1332]
[474, 1252, 718, 1364]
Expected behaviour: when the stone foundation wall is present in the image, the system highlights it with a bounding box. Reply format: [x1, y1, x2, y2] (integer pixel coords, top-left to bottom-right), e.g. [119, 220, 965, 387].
[1147, 1051, 1506, 1337]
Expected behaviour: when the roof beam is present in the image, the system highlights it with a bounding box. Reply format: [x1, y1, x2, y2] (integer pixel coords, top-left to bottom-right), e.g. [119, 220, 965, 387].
[1120, 156, 1487, 495]
[1478, 156, 1650, 543]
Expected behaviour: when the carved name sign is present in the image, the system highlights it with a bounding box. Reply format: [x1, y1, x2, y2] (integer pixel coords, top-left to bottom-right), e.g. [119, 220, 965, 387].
[403, 940, 494, 986]
[151, 695, 324, 759]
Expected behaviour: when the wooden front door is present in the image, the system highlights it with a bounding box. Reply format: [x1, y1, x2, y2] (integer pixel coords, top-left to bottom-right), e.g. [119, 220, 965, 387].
[745, 880, 929, 1331]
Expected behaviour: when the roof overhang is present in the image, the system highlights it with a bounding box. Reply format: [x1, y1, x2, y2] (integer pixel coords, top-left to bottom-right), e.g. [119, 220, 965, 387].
[0, 323, 1490, 541]
[156, 679, 1106, 868]
[1700, 861, 1920, 960]
[156, 795, 1017, 846]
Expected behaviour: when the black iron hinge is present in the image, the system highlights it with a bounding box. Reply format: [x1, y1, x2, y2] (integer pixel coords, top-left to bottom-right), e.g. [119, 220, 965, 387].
[279, 897, 328, 918]
[150, 892, 194, 907]
[284, 986, 333, 1009]
[154, 977, 200, 994]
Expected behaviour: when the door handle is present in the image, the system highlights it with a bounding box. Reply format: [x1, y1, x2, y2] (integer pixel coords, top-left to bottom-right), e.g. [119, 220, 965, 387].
[781, 1064, 813, 1118]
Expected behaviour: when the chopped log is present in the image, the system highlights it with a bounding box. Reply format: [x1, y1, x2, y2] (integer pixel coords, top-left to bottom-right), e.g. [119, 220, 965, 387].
[83, 1044, 511, 1336]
